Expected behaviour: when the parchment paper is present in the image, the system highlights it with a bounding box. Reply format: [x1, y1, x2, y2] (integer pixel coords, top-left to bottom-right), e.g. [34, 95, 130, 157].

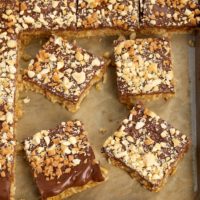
[15, 34, 194, 200]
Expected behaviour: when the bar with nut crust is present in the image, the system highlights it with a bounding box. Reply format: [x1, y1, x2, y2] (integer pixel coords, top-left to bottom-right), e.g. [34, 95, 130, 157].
[23, 120, 107, 200]
[114, 38, 175, 104]
[0, 78, 16, 200]
[18, 0, 76, 35]
[77, 0, 139, 37]
[23, 35, 108, 112]
[140, 0, 200, 32]
[102, 103, 190, 192]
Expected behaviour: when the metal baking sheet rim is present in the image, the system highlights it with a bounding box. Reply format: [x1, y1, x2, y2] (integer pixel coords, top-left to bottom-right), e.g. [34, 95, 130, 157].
[194, 29, 200, 200]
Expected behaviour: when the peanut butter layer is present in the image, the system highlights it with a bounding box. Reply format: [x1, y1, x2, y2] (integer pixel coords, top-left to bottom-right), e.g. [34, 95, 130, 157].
[114, 38, 174, 103]
[24, 120, 104, 199]
[18, 0, 76, 31]
[77, 0, 139, 31]
[23, 35, 107, 110]
[102, 103, 190, 191]
[141, 0, 200, 28]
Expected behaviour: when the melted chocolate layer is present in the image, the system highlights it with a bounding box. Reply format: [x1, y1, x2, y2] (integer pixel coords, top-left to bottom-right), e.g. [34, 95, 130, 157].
[36, 158, 103, 199]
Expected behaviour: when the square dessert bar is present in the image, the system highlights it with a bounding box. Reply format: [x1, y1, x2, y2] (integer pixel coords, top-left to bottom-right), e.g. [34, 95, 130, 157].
[23, 35, 108, 112]
[0, 78, 16, 200]
[140, 0, 200, 30]
[24, 120, 107, 200]
[0, 31, 17, 79]
[77, 0, 139, 36]
[18, 0, 76, 34]
[114, 38, 175, 104]
[102, 103, 190, 192]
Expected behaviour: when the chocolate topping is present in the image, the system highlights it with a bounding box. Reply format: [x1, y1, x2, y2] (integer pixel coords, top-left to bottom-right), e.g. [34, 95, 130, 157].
[24, 120, 104, 199]
[36, 157, 103, 199]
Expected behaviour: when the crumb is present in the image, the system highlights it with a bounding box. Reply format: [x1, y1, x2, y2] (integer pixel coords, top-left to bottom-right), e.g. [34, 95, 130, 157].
[99, 128, 107, 134]
[23, 97, 30, 104]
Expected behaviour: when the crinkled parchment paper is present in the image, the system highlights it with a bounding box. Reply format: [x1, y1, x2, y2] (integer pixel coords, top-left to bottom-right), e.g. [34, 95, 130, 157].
[15, 34, 194, 200]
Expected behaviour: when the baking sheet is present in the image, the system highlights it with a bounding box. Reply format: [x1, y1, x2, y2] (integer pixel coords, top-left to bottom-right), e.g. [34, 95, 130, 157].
[15, 34, 194, 200]
[195, 30, 200, 200]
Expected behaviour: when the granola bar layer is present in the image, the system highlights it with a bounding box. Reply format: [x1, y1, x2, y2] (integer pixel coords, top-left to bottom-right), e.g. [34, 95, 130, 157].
[102, 103, 190, 192]
[77, 0, 139, 36]
[140, 0, 200, 31]
[23, 35, 108, 112]
[0, 78, 16, 200]
[23, 120, 106, 200]
[18, 0, 76, 33]
[114, 38, 175, 104]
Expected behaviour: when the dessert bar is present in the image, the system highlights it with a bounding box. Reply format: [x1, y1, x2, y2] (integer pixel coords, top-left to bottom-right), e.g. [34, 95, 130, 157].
[114, 38, 175, 104]
[0, 78, 16, 200]
[140, 0, 200, 31]
[77, 0, 139, 36]
[102, 103, 190, 192]
[23, 35, 108, 112]
[18, 0, 77, 35]
[24, 120, 106, 200]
